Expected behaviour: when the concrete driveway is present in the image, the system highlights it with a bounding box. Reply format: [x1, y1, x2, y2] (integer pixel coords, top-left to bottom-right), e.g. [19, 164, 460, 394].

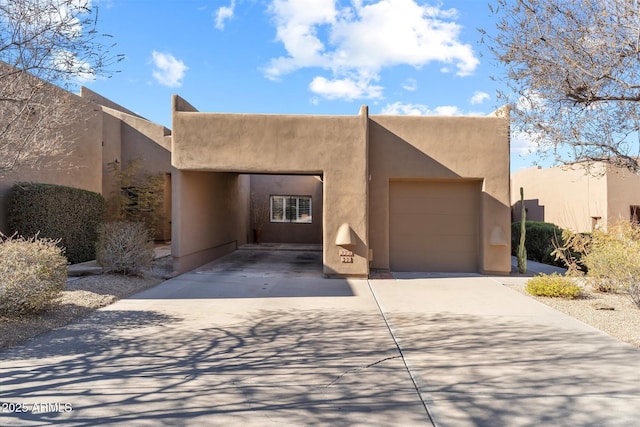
[1, 248, 639, 426]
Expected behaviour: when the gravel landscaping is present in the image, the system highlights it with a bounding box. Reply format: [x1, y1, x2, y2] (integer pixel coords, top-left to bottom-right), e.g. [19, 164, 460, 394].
[0, 256, 172, 349]
[504, 279, 640, 348]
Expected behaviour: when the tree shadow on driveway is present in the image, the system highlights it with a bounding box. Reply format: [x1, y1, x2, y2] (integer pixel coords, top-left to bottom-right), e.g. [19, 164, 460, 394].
[385, 311, 640, 427]
[0, 308, 427, 426]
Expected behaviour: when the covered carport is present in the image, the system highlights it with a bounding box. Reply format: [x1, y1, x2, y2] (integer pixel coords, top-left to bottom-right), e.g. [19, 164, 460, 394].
[170, 96, 369, 277]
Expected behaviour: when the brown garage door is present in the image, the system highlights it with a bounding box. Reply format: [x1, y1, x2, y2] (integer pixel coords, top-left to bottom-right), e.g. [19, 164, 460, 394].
[389, 180, 481, 272]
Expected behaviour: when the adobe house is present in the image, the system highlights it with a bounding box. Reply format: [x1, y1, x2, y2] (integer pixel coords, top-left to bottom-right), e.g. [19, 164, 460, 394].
[511, 164, 640, 232]
[0, 71, 172, 241]
[171, 96, 511, 277]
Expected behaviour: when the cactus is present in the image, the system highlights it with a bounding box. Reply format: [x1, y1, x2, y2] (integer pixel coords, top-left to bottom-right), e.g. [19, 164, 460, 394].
[517, 186, 527, 274]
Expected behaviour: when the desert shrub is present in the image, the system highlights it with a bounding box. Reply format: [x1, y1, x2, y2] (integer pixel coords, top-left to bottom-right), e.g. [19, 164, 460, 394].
[583, 221, 640, 307]
[96, 221, 155, 275]
[7, 183, 105, 264]
[0, 234, 68, 316]
[512, 221, 565, 266]
[525, 273, 581, 299]
[551, 229, 591, 276]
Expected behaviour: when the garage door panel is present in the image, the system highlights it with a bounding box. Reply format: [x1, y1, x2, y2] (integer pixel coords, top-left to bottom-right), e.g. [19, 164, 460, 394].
[389, 180, 480, 272]
[396, 236, 472, 255]
[391, 249, 477, 272]
[392, 202, 476, 216]
[392, 215, 478, 236]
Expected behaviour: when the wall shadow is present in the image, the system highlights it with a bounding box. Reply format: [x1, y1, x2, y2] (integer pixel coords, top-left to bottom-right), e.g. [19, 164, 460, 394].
[512, 199, 545, 222]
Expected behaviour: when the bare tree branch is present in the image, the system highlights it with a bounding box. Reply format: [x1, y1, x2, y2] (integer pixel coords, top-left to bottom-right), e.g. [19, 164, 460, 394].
[0, 0, 122, 171]
[485, 0, 640, 173]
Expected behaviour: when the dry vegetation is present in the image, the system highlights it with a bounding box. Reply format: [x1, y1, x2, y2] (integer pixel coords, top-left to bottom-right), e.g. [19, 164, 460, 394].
[506, 280, 640, 349]
[0, 256, 172, 349]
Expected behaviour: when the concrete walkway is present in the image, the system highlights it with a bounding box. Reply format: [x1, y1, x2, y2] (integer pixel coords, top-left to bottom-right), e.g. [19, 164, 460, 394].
[1, 251, 639, 426]
[510, 256, 568, 276]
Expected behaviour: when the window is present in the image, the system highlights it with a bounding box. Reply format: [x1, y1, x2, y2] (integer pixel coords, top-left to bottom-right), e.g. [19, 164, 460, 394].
[631, 206, 640, 224]
[122, 186, 154, 212]
[270, 196, 312, 223]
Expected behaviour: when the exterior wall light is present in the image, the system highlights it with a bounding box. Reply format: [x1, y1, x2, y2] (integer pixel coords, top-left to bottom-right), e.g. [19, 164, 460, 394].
[335, 222, 356, 247]
[489, 226, 508, 246]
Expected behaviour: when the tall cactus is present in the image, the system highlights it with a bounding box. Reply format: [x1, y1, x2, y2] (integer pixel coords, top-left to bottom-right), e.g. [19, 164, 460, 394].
[517, 186, 527, 274]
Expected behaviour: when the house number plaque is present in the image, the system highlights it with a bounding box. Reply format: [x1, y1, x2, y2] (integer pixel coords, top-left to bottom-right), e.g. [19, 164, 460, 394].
[339, 249, 354, 263]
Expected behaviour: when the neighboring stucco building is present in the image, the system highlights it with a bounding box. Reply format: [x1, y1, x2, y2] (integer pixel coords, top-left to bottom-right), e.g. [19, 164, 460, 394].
[171, 96, 512, 277]
[0, 81, 172, 241]
[511, 164, 640, 232]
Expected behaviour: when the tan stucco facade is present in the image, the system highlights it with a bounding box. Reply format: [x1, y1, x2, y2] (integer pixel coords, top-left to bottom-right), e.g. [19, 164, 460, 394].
[0, 80, 171, 240]
[368, 114, 511, 274]
[82, 88, 173, 241]
[511, 164, 640, 232]
[171, 96, 369, 276]
[0, 87, 103, 233]
[171, 96, 511, 277]
[249, 174, 323, 244]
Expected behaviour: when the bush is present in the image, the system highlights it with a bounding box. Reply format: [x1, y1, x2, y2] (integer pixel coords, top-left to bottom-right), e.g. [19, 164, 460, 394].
[7, 183, 105, 264]
[0, 234, 68, 316]
[550, 229, 591, 276]
[525, 273, 581, 299]
[96, 221, 155, 275]
[583, 221, 640, 307]
[512, 221, 565, 266]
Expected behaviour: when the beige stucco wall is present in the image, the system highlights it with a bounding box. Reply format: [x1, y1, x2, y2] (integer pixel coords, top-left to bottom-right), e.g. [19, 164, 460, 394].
[100, 111, 123, 199]
[605, 167, 640, 226]
[0, 90, 103, 234]
[171, 170, 249, 273]
[249, 174, 323, 244]
[172, 96, 368, 276]
[368, 114, 511, 274]
[81, 87, 145, 119]
[95, 102, 172, 241]
[510, 165, 608, 232]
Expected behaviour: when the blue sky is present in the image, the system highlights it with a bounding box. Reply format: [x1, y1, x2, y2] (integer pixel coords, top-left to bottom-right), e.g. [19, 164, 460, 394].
[83, 0, 537, 171]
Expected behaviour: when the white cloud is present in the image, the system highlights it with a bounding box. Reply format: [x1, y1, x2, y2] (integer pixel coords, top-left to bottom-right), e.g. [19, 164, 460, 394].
[215, 0, 236, 30]
[470, 91, 490, 105]
[265, 0, 478, 100]
[53, 50, 95, 82]
[309, 76, 383, 100]
[402, 78, 418, 92]
[511, 131, 538, 156]
[151, 51, 188, 88]
[380, 102, 463, 116]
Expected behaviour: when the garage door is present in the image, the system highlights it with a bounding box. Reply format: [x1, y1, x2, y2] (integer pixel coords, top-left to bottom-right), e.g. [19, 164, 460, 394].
[389, 180, 481, 272]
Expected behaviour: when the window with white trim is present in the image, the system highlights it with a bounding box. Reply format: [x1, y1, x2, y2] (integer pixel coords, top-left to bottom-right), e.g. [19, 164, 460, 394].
[270, 196, 312, 223]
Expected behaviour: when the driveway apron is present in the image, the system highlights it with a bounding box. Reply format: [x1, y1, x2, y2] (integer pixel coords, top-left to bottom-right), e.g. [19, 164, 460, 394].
[0, 249, 428, 427]
[369, 276, 640, 427]
[1, 249, 639, 426]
